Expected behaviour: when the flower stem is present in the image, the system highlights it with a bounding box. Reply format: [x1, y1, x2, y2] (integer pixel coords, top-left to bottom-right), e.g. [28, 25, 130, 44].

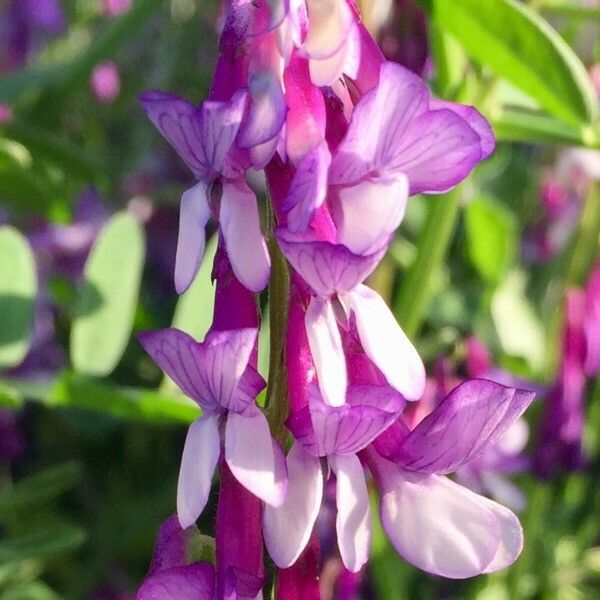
[394, 187, 462, 338]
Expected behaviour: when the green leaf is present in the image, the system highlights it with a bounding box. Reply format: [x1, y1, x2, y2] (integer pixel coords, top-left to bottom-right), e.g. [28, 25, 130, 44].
[0, 525, 85, 564]
[433, 0, 598, 126]
[491, 109, 600, 148]
[0, 227, 37, 370]
[465, 197, 516, 284]
[70, 212, 145, 377]
[170, 235, 217, 339]
[0, 463, 81, 516]
[1, 582, 63, 600]
[541, 0, 600, 19]
[491, 271, 545, 372]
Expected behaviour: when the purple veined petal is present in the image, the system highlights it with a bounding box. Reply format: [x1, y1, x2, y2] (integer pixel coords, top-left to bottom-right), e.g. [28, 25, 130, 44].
[329, 62, 429, 186]
[372, 455, 504, 579]
[200, 89, 248, 177]
[287, 407, 319, 456]
[177, 415, 221, 528]
[139, 91, 210, 180]
[392, 379, 535, 474]
[250, 133, 282, 170]
[429, 98, 496, 160]
[137, 328, 218, 410]
[305, 297, 347, 407]
[305, 384, 405, 456]
[276, 230, 386, 296]
[385, 107, 483, 196]
[263, 442, 324, 567]
[347, 285, 425, 401]
[330, 453, 371, 573]
[334, 175, 408, 255]
[225, 408, 288, 507]
[219, 179, 271, 292]
[303, 0, 354, 60]
[283, 140, 331, 233]
[137, 563, 216, 600]
[238, 72, 287, 150]
[201, 328, 260, 409]
[175, 181, 211, 294]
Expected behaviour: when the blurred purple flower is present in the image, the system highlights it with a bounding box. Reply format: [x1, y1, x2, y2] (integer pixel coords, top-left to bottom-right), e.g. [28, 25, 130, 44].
[0, 104, 13, 123]
[103, 0, 131, 17]
[0, 409, 24, 461]
[91, 62, 121, 104]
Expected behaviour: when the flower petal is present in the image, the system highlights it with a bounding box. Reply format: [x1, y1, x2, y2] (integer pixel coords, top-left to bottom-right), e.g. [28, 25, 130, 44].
[305, 297, 347, 407]
[277, 231, 386, 297]
[330, 453, 371, 573]
[283, 140, 331, 232]
[392, 379, 535, 474]
[335, 175, 408, 255]
[220, 180, 271, 292]
[175, 182, 211, 294]
[137, 564, 215, 600]
[225, 409, 288, 507]
[373, 457, 503, 579]
[177, 416, 220, 528]
[139, 91, 210, 180]
[347, 285, 425, 401]
[263, 442, 324, 567]
[303, 0, 353, 59]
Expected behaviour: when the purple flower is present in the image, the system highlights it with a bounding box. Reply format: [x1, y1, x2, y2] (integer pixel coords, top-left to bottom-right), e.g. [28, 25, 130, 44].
[137, 516, 215, 600]
[91, 61, 121, 104]
[140, 90, 273, 293]
[0, 409, 24, 460]
[584, 261, 600, 376]
[369, 379, 535, 578]
[277, 229, 425, 407]
[103, 0, 131, 16]
[263, 381, 404, 572]
[138, 327, 287, 528]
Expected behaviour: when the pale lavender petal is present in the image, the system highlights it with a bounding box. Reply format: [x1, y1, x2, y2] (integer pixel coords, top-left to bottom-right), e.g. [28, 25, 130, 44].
[175, 182, 211, 294]
[305, 297, 347, 407]
[392, 379, 535, 474]
[329, 62, 429, 186]
[334, 175, 408, 255]
[177, 416, 220, 528]
[373, 456, 503, 579]
[238, 72, 286, 149]
[330, 453, 371, 573]
[138, 328, 219, 411]
[430, 98, 495, 160]
[308, 41, 349, 87]
[137, 564, 215, 600]
[263, 442, 324, 567]
[283, 140, 331, 232]
[229, 367, 267, 413]
[347, 285, 425, 401]
[220, 180, 271, 292]
[277, 231, 386, 297]
[225, 409, 288, 507]
[139, 91, 210, 180]
[303, 0, 353, 59]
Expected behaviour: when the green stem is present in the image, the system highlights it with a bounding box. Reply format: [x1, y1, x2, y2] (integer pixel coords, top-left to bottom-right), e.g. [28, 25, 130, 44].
[394, 188, 462, 338]
[264, 215, 291, 446]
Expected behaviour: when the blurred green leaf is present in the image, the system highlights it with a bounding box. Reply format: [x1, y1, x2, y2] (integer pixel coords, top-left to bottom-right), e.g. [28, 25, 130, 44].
[465, 197, 516, 284]
[0, 463, 81, 516]
[491, 271, 545, 372]
[0, 525, 85, 564]
[0, 0, 163, 104]
[71, 212, 145, 377]
[0, 227, 37, 370]
[541, 0, 600, 19]
[491, 109, 600, 148]
[1, 582, 63, 600]
[433, 0, 599, 126]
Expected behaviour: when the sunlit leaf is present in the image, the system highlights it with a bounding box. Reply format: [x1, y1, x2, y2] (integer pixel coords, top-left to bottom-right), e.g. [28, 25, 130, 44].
[0, 227, 37, 370]
[70, 212, 145, 376]
[433, 0, 598, 126]
[0, 525, 85, 564]
[465, 197, 516, 284]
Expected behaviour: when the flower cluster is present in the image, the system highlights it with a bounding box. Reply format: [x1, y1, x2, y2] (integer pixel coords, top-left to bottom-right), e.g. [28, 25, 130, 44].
[137, 0, 535, 596]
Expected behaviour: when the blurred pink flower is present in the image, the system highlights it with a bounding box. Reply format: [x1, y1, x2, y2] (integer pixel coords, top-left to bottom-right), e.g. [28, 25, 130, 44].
[91, 61, 121, 103]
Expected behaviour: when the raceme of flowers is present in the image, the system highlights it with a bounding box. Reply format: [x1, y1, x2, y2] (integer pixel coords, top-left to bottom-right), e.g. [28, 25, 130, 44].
[136, 0, 535, 597]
